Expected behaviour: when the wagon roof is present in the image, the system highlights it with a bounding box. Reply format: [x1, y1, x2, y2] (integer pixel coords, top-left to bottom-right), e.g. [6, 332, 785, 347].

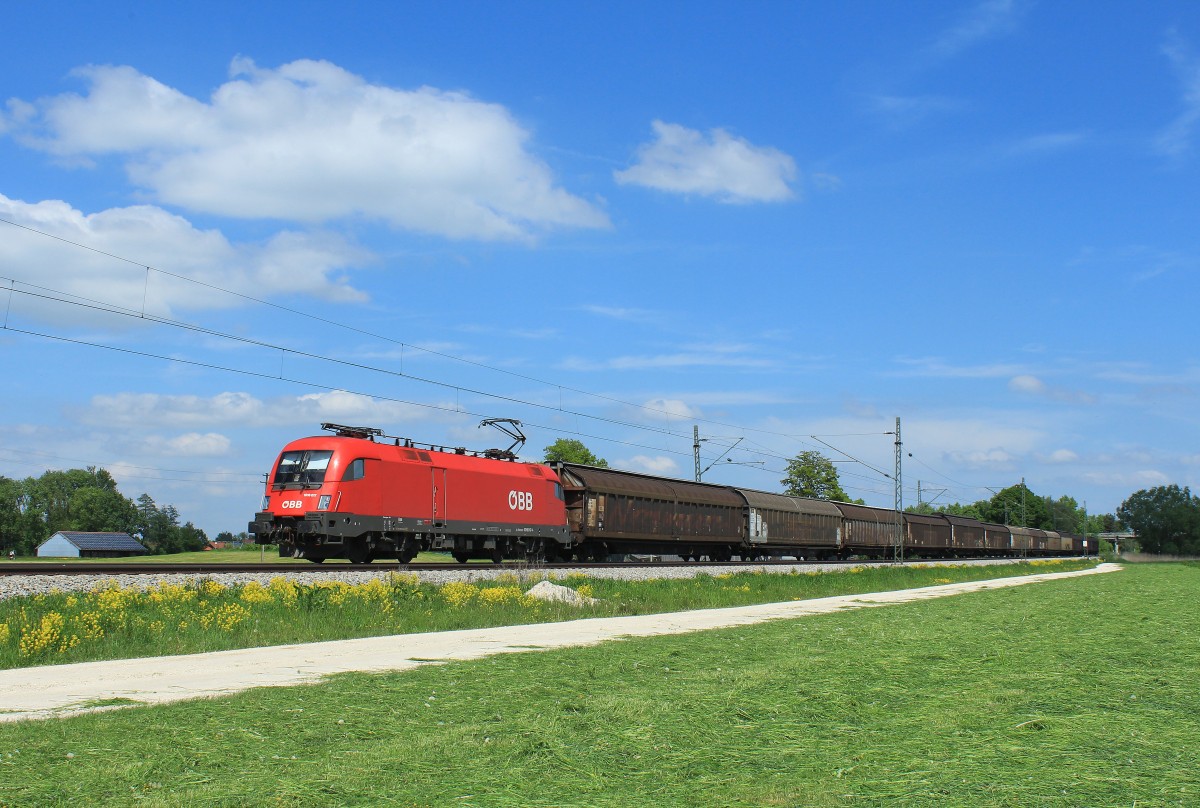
[834, 502, 899, 523]
[903, 512, 948, 526]
[555, 463, 744, 506]
[943, 514, 986, 529]
[736, 489, 843, 516]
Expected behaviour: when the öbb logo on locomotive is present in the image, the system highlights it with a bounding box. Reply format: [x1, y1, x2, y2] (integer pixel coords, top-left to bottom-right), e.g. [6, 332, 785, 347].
[248, 422, 1094, 565]
[508, 490, 534, 511]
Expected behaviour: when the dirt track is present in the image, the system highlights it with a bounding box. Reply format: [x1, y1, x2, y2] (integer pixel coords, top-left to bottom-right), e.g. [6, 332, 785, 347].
[0, 563, 1120, 723]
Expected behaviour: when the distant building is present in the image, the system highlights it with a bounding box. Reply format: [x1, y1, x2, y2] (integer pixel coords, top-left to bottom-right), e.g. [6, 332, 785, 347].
[36, 531, 149, 559]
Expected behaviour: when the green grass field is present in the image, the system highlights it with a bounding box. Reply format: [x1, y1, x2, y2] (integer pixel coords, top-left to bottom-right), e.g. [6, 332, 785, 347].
[0, 562, 1195, 806]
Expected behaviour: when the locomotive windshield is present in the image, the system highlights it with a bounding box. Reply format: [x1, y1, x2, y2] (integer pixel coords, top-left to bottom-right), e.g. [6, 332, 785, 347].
[274, 450, 334, 487]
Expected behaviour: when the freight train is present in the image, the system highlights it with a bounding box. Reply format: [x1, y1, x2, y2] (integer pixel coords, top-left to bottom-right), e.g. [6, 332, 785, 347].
[248, 423, 1093, 563]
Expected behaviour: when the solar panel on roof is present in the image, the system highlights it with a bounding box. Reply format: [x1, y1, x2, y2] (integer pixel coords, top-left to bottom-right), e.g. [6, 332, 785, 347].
[56, 532, 148, 552]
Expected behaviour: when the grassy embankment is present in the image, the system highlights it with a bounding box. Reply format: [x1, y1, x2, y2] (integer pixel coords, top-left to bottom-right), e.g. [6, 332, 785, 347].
[0, 559, 1092, 670]
[0, 562, 1195, 806]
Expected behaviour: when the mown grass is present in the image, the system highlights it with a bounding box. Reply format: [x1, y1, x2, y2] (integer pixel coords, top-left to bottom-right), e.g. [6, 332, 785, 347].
[0, 560, 1093, 670]
[0, 563, 1193, 806]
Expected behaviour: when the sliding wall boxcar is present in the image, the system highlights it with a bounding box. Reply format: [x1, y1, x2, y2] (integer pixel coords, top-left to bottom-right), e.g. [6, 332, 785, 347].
[554, 464, 744, 550]
[835, 502, 902, 553]
[903, 512, 953, 555]
[945, 515, 988, 552]
[737, 489, 842, 556]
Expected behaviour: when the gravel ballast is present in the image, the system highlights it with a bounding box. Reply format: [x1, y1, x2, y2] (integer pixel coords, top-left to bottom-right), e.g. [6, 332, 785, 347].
[0, 557, 1049, 602]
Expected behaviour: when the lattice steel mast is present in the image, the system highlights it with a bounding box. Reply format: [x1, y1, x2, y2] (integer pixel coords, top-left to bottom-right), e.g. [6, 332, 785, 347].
[894, 416, 904, 561]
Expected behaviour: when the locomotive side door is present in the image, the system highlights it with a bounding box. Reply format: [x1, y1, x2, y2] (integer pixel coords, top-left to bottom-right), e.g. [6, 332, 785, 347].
[431, 467, 447, 528]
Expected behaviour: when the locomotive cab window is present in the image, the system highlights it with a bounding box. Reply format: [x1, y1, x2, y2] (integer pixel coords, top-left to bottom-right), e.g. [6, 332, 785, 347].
[273, 450, 334, 487]
[343, 458, 366, 481]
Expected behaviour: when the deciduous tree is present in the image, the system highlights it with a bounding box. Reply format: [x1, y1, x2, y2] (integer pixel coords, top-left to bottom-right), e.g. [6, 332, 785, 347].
[1117, 485, 1200, 555]
[781, 451, 849, 501]
[543, 439, 608, 468]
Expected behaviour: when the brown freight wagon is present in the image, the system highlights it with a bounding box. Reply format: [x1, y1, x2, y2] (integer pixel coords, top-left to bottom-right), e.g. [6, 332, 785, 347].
[945, 515, 988, 554]
[903, 512, 953, 557]
[1008, 525, 1035, 555]
[552, 463, 744, 561]
[1043, 530, 1066, 554]
[981, 522, 1012, 556]
[739, 490, 842, 560]
[1059, 531, 1088, 556]
[836, 502, 902, 558]
[1027, 528, 1051, 555]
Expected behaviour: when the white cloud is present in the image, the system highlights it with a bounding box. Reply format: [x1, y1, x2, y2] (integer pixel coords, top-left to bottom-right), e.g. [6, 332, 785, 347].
[641, 398, 700, 421]
[1083, 469, 1171, 488]
[0, 193, 367, 322]
[622, 455, 680, 476]
[134, 432, 232, 457]
[1008, 373, 1095, 404]
[1046, 449, 1079, 464]
[582, 305, 661, 323]
[85, 390, 438, 429]
[1006, 131, 1088, 156]
[5, 59, 609, 240]
[864, 94, 964, 127]
[560, 349, 776, 372]
[947, 448, 1016, 468]
[930, 0, 1020, 59]
[893, 356, 1024, 378]
[1009, 374, 1046, 394]
[614, 121, 797, 203]
[1157, 32, 1200, 158]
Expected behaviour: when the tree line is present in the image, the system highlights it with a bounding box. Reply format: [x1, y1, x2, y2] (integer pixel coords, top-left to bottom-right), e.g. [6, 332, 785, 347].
[0, 467, 208, 555]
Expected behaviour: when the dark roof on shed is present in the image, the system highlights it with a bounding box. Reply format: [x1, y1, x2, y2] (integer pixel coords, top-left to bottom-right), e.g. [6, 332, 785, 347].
[50, 532, 148, 552]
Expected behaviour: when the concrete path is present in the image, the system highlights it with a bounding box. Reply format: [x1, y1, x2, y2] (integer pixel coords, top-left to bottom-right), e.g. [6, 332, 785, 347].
[0, 564, 1119, 723]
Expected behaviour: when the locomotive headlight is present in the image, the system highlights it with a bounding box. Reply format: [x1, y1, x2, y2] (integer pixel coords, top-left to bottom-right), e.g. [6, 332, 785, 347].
[261, 496, 270, 511]
[318, 495, 331, 510]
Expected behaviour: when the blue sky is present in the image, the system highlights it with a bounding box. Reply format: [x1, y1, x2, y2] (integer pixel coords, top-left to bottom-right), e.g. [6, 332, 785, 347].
[1, 0, 1197, 536]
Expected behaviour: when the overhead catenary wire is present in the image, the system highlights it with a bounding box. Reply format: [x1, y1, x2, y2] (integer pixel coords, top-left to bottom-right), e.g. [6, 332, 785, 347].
[0, 216, 809, 439]
[0, 217, 920, 493]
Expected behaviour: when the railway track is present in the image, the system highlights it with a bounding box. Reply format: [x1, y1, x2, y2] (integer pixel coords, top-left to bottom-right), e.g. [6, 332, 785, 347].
[0, 557, 1059, 577]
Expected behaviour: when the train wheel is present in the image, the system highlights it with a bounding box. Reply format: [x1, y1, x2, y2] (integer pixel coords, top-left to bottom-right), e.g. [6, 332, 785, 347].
[397, 547, 417, 564]
[452, 552, 469, 564]
[347, 539, 374, 565]
[491, 548, 504, 564]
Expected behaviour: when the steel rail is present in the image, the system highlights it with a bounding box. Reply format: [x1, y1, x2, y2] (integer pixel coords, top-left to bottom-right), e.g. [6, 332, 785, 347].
[0, 557, 1072, 577]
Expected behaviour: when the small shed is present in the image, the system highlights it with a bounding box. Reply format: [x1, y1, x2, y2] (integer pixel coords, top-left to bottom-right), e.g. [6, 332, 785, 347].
[37, 531, 149, 559]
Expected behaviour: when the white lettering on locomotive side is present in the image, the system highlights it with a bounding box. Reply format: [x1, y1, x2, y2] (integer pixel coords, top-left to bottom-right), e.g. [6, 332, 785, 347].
[507, 490, 534, 511]
[281, 500, 304, 509]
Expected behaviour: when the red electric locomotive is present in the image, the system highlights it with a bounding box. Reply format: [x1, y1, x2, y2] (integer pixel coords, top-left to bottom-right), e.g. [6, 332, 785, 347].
[248, 422, 570, 563]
